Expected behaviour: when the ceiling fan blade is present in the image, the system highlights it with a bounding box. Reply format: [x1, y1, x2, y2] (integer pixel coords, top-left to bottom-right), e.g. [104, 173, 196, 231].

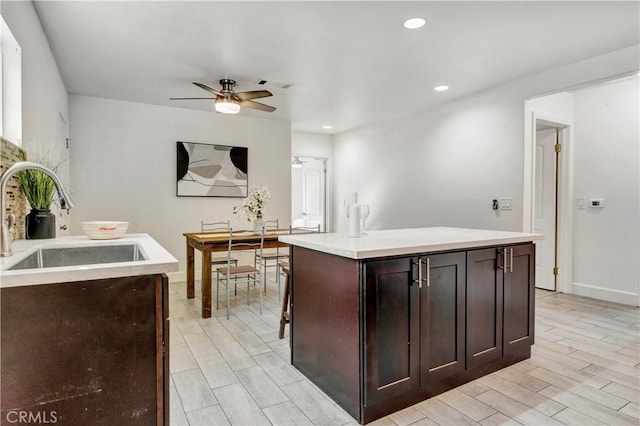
[240, 99, 276, 112]
[169, 97, 215, 100]
[193, 82, 223, 96]
[233, 90, 273, 101]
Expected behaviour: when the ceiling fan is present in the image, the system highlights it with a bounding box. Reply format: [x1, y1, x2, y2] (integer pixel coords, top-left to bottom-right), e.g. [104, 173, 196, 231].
[170, 79, 275, 114]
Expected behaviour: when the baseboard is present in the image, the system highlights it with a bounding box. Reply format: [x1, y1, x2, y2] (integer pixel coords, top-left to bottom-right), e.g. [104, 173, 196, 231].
[572, 282, 639, 306]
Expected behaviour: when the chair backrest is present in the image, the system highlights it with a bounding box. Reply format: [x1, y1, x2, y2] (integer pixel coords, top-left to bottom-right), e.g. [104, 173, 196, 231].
[264, 219, 279, 231]
[201, 220, 231, 233]
[227, 227, 265, 265]
[289, 224, 321, 234]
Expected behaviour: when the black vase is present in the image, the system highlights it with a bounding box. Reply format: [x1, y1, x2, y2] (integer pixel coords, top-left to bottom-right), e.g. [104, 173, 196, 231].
[26, 209, 56, 239]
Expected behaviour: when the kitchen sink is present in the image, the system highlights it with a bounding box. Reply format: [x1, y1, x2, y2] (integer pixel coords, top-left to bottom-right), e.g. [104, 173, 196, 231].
[8, 244, 147, 270]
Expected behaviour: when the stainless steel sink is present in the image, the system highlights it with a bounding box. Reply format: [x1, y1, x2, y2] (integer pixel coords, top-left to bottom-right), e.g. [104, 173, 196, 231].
[8, 244, 147, 270]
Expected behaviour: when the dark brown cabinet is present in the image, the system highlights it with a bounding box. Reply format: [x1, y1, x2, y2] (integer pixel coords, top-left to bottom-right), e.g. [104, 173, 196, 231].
[466, 247, 503, 369]
[419, 252, 466, 391]
[290, 242, 535, 425]
[363, 257, 420, 406]
[363, 252, 466, 410]
[1, 274, 169, 425]
[466, 243, 535, 369]
[503, 244, 535, 357]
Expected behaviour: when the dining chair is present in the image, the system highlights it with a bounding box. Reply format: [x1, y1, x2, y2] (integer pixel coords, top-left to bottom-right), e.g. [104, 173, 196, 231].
[254, 219, 287, 292]
[216, 226, 265, 319]
[201, 220, 238, 269]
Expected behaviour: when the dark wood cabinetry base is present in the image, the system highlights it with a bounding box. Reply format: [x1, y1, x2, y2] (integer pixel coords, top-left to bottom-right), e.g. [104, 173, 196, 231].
[290, 243, 535, 425]
[1, 274, 169, 425]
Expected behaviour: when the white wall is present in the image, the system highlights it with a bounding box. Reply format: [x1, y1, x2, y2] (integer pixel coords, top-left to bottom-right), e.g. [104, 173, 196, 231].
[292, 131, 333, 159]
[572, 77, 639, 304]
[1, 0, 69, 229]
[333, 46, 639, 234]
[69, 95, 291, 274]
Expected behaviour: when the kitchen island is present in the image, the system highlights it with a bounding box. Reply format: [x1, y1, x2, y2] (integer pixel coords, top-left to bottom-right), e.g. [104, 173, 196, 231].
[279, 227, 543, 424]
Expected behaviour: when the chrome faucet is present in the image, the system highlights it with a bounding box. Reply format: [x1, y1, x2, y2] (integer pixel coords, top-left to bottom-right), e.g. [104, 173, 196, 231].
[1, 161, 74, 257]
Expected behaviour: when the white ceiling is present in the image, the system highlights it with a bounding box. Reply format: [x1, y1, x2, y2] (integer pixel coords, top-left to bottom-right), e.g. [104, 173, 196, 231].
[33, 1, 639, 134]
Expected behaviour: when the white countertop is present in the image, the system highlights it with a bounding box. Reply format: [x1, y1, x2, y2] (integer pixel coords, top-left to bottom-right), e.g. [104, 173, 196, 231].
[279, 227, 544, 260]
[0, 234, 179, 288]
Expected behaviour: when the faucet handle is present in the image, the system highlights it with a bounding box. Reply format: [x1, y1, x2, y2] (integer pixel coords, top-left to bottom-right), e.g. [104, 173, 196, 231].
[6, 214, 15, 243]
[6, 213, 15, 228]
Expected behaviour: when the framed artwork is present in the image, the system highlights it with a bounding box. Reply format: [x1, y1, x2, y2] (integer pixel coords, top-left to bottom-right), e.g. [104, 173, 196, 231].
[176, 141, 248, 197]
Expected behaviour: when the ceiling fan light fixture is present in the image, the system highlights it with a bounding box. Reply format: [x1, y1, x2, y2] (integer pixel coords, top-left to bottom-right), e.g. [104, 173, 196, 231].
[214, 98, 241, 114]
[291, 157, 303, 169]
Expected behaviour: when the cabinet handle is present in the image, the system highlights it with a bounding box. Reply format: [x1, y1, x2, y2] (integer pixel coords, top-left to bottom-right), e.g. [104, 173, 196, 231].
[426, 257, 431, 287]
[418, 258, 423, 289]
[509, 248, 514, 273]
[499, 249, 507, 274]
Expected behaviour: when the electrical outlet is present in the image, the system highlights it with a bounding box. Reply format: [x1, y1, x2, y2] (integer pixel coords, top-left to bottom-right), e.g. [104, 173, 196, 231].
[499, 197, 512, 211]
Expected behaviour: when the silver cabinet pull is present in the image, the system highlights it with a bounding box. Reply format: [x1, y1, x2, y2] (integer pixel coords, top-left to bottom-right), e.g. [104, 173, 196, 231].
[426, 257, 431, 287]
[509, 248, 514, 273]
[502, 249, 508, 274]
[418, 258, 423, 289]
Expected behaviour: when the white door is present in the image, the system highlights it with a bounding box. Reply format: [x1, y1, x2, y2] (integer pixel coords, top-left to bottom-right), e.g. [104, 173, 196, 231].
[301, 159, 325, 230]
[534, 128, 557, 290]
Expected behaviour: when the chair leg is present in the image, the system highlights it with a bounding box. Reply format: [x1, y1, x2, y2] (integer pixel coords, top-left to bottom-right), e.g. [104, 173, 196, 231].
[278, 268, 291, 339]
[276, 264, 281, 298]
[263, 262, 267, 293]
[226, 274, 230, 320]
[216, 270, 220, 310]
[246, 275, 250, 305]
[258, 271, 263, 315]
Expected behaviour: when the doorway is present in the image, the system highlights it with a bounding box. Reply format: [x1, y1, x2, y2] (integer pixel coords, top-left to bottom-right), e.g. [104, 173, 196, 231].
[291, 157, 327, 231]
[532, 117, 570, 291]
[534, 123, 559, 290]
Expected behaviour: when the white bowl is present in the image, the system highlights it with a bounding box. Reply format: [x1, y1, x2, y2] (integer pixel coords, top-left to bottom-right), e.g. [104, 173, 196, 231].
[81, 221, 129, 240]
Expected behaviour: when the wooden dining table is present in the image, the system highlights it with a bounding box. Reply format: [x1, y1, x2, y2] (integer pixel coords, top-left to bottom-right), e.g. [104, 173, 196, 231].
[184, 229, 291, 318]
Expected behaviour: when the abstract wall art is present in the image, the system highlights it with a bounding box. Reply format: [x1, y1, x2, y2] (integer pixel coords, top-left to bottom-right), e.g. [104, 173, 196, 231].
[176, 141, 248, 197]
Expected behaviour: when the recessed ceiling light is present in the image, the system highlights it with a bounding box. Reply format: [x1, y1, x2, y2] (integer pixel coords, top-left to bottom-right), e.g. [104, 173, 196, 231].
[434, 85, 449, 92]
[322, 125, 333, 129]
[404, 17, 426, 29]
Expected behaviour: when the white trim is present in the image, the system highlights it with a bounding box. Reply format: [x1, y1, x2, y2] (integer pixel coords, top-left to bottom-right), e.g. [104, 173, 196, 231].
[524, 112, 573, 294]
[573, 282, 639, 307]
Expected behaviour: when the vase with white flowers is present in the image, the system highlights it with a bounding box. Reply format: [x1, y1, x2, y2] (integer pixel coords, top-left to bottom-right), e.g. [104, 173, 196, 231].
[233, 186, 271, 231]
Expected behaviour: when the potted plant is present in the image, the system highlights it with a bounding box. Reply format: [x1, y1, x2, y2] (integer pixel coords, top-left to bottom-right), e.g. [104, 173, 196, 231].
[16, 146, 62, 239]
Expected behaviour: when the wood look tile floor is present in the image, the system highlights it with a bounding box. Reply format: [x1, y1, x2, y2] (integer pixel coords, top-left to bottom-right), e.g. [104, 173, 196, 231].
[169, 278, 640, 426]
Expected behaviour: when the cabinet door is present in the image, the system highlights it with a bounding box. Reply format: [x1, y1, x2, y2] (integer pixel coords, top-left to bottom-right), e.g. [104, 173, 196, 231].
[364, 257, 420, 407]
[420, 252, 466, 391]
[466, 248, 503, 369]
[503, 244, 535, 357]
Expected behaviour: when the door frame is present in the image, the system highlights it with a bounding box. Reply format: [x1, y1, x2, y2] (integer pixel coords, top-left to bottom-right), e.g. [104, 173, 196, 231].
[523, 112, 573, 294]
[292, 156, 330, 232]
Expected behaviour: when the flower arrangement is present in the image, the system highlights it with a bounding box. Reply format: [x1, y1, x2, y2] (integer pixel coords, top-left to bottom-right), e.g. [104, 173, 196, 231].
[233, 186, 271, 222]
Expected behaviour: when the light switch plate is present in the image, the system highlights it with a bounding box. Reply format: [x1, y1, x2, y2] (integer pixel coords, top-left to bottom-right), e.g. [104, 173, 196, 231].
[499, 197, 512, 211]
[576, 198, 586, 209]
